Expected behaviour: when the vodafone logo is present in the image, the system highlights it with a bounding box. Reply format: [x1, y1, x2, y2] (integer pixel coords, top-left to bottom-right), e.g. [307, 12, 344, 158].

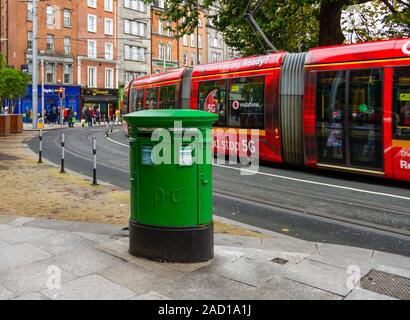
[233, 100, 240, 110]
[402, 41, 410, 55]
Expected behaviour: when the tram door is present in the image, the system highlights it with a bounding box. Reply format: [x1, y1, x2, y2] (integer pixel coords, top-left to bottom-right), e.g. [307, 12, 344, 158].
[316, 68, 383, 171]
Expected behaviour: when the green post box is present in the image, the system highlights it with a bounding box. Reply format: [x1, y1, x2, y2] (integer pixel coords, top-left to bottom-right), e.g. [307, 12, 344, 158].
[124, 109, 218, 263]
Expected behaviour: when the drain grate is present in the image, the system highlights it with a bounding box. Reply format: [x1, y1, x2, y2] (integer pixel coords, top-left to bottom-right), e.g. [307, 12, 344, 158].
[361, 270, 410, 300]
[271, 258, 288, 265]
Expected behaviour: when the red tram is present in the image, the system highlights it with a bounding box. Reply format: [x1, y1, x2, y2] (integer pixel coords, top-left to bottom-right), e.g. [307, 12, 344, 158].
[124, 38, 410, 182]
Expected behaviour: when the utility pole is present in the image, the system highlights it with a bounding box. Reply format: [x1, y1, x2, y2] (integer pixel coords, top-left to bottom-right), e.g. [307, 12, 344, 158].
[41, 57, 44, 119]
[32, 0, 38, 129]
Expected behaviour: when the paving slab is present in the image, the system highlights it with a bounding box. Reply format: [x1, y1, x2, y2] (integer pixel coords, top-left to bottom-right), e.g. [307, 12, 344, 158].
[0, 243, 52, 272]
[215, 234, 262, 249]
[132, 291, 172, 300]
[0, 226, 59, 244]
[41, 274, 136, 300]
[372, 251, 410, 272]
[95, 238, 136, 262]
[67, 222, 125, 235]
[0, 215, 19, 225]
[49, 247, 124, 277]
[260, 276, 341, 300]
[24, 218, 75, 230]
[32, 232, 98, 256]
[278, 259, 355, 296]
[98, 262, 182, 295]
[0, 239, 10, 249]
[260, 237, 318, 254]
[8, 217, 35, 227]
[0, 285, 15, 300]
[0, 258, 77, 296]
[344, 288, 397, 300]
[157, 271, 264, 300]
[73, 232, 121, 244]
[374, 265, 410, 279]
[309, 243, 374, 272]
[11, 292, 50, 300]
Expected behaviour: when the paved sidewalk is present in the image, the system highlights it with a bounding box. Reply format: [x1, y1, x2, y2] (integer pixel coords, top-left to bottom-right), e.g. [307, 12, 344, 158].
[0, 215, 408, 300]
[23, 122, 114, 131]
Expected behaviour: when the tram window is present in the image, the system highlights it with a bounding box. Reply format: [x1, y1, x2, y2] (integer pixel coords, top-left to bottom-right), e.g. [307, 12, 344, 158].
[348, 69, 383, 168]
[316, 71, 346, 164]
[393, 67, 410, 140]
[228, 77, 264, 129]
[159, 85, 176, 109]
[145, 88, 158, 109]
[122, 91, 129, 114]
[136, 89, 144, 111]
[198, 80, 227, 127]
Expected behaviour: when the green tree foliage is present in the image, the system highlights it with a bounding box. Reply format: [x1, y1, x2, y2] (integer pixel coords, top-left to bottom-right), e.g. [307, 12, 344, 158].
[0, 54, 29, 112]
[152, 0, 410, 55]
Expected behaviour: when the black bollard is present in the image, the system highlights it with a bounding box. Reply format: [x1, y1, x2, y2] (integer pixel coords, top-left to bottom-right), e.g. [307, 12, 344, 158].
[92, 138, 98, 185]
[60, 133, 65, 173]
[38, 129, 43, 164]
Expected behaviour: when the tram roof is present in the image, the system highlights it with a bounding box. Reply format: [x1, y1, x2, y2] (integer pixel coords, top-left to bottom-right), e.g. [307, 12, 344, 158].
[306, 37, 410, 66]
[129, 68, 188, 89]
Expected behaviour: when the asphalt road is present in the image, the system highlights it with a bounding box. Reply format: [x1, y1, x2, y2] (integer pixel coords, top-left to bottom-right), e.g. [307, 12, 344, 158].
[27, 125, 410, 256]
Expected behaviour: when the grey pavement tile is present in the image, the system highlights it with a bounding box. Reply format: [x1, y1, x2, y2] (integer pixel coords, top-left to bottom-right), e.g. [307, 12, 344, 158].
[279, 259, 355, 296]
[214, 234, 263, 249]
[157, 271, 264, 300]
[95, 238, 136, 262]
[0, 243, 52, 272]
[207, 256, 279, 288]
[50, 247, 124, 277]
[0, 239, 10, 249]
[132, 291, 172, 300]
[0, 215, 19, 225]
[0, 224, 14, 231]
[11, 293, 51, 300]
[0, 226, 60, 244]
[73, 232, 121, 244]
[309, 243, 374, 272]
[260, 276, 342, 300]
[32, 232, 98, 256]
[0, 284, 15, 300]
[260, 237, 318, 254]
[0, 259, 78, 296]
[98, 262, 182, 295]
[24, 218, 75, 230]
[67, 222, 125, 235]
[344, 288, 397, 300]
[371, 251, 410, 272]
[8, 217, 35, 227]
[41, 274, 136, 300]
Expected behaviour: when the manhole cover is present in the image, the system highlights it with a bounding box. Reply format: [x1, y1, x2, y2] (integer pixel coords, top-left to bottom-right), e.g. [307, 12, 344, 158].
[271, 258, 288, 265]
[361, 270, 410, 300]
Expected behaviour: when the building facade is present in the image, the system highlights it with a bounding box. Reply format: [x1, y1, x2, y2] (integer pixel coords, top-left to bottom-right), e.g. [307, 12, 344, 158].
[117, 0, 151, 86]
[151, 0, 179, 74]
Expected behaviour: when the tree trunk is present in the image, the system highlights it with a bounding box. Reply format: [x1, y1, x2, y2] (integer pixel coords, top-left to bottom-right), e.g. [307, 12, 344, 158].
[319, 1, 346, 46]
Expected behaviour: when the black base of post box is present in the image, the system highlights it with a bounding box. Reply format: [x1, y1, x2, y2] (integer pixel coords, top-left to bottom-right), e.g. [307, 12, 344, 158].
[129, 220, 214, 263]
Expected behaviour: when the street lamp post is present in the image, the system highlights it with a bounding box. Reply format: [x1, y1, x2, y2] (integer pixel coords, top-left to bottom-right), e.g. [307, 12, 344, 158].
[32, 0, 38, 129]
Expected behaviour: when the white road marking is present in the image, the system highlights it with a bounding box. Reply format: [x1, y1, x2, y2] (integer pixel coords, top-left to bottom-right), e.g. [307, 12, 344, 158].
[105, 131, 129, 147]
[104, 134, 410, 201]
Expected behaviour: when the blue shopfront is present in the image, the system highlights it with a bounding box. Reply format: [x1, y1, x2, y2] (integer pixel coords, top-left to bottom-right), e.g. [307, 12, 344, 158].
[20, 85, 81, 119]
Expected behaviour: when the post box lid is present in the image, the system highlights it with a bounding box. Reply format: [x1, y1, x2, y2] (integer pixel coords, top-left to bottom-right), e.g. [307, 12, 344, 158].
[124, 109, 218, 128]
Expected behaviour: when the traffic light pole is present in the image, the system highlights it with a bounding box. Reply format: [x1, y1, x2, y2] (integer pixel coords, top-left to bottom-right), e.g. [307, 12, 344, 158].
[32, 0, 38, 129]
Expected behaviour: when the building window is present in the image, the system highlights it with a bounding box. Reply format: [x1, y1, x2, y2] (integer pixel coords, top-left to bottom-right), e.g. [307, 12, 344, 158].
[105, 43, 113, 60]
[198, 53, 202, 65]
[105, 0, 113, 12]
[166, 45, 172, 61]
[124, 45, 146, 61]
[46, 6, 55, 25]
[63, 65, 72, 85]
[105, 18, 113, 35]
[27, 3, 33, 21]
[46, 64, 55, 83]
[88, 0, 97, 8]
[158, 18, 163, 35]
[64, 37, 71, 54]
[88, 14, 97, 33]
[63, 9, 71, 27]
[183, 52, 188, 66]
[27, 32, 33, 51]
[198, 18, 202, 28]
[190, 34, 195, 48]
[88, 67, 97, 88]
[124, 0, 145, 12]
[124, 20, 146, 37]
[183, 35, 188, 47]
[105, 69, 114, 88]
[190, 53, 195, 66]
[88, 40, 97, 58]
[166, 21, 172, 37]
[158, 43, 164, 60]
[157, 0, 165, 8]
[198, 34, 202, 48]
[46, 35, 54, 52]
